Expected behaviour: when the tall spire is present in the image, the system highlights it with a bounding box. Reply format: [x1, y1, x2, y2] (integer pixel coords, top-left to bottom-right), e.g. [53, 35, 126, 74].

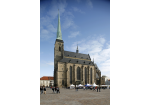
[76, 43, 79, 53]
[56, 9, 62, 40]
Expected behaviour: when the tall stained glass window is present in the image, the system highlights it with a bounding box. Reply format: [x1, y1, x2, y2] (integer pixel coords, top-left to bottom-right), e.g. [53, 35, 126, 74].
[70, 66, 72, 84]
[90, 68, 92, 84]
[85, 67, 87, 84]
[77, 67, 80, 80]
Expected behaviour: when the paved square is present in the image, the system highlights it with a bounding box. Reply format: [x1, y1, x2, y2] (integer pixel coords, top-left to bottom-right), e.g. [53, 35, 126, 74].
[40, 88, 110, 105]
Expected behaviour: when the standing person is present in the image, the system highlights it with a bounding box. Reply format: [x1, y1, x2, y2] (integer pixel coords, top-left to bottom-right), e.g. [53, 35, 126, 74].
[97, 87, 98, 92]
[99, 86, 100, 92]
[55, 87, 57, 93]
[52, 87, 54, 93]
[57, 87, 60, 94]
[44, 86, 46, 94]
[40, 86, 43, 94]
[56, 87, 58, 93]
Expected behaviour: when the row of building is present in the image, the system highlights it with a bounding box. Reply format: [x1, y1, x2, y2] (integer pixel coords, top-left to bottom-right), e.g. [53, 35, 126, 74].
[40, 75, 110, 87]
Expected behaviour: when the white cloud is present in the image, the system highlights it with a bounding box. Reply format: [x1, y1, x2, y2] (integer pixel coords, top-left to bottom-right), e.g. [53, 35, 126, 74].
[40, 0, 68, 41]
[67, 35, 110, 75]
[72, 7, 85, 14]
[100, 59, 110, 72]
[47, 0, 67, 20]
[68, 31, 80, 38]
[86, 0, 93, 8]
[62, 17, 75, 29]
[47, 62, 54, 66]
[62, 11, 77, 30]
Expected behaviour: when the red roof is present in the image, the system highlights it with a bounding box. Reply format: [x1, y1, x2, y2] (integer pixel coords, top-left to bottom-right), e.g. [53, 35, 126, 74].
[40, 76, 54, 80]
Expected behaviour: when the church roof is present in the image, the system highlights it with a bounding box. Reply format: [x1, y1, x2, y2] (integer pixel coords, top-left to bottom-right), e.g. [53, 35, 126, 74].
[59, 57, 94, 65]
[64, 51, 91, 60]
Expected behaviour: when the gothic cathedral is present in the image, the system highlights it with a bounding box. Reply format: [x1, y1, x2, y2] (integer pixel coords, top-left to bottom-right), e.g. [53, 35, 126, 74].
[54, 11, 101, 87]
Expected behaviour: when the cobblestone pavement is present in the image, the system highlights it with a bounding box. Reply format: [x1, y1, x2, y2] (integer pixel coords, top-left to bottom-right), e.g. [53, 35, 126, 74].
[40, 88, 110, 105]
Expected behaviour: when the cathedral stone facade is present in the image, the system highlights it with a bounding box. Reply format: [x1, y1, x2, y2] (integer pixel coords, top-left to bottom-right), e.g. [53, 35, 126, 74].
[54, 11, 101, 87]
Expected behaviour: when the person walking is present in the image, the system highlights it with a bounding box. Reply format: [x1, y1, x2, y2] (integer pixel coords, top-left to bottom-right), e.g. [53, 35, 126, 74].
[57, 87, 60, 94]
[54, 87, 57, 93]
[44, 86, 46, 94]
[99, 86, 100, 92]
[52, 87, 54, 93]
[40, 86, 43, 94]
[97, 87, 98, 92]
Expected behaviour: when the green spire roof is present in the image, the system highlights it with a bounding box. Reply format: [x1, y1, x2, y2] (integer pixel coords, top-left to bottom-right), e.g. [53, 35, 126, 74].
[56, 10, 62, 40]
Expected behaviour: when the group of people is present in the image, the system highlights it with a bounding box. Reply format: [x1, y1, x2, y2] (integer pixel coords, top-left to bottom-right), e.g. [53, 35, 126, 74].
[40, 86, 46, 94]
[75, 86, 101, 92]
[51, 87, 60, 94]
[92, 86, 101, 92]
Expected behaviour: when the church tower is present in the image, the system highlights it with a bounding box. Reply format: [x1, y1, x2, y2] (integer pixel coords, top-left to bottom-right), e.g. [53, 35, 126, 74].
[54, 10, 64, 86]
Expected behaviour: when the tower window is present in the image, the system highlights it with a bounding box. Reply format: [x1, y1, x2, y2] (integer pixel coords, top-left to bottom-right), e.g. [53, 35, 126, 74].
[59, 46, 61, 51]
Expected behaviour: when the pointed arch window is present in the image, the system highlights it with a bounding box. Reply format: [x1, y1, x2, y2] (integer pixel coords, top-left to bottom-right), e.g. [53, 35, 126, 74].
[77, 67, 81, 80]
[70, 66, 72, 84]
[85, 67, 87, 84]
[90, 68, 92, 84]
[59, 46, 61, 51]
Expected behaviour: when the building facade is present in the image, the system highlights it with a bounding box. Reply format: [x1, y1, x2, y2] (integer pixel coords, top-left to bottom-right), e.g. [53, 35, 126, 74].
[40, 76, 54, 87]
[104, 76, 110, 85]
[54, 11, 101, 87]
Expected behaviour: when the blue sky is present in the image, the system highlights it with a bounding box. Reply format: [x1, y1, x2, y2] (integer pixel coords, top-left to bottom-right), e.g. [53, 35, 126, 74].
[40, 0, 110, 78]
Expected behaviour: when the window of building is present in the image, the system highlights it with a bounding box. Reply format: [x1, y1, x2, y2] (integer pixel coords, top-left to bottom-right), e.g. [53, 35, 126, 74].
[62, 80, 64, 85]
[85, 67, 87, 84]
[70, 66, 72, 84]
[77, 67, 81, 80]
[59, 46, 61, 51]
[90, 68, 92, 84]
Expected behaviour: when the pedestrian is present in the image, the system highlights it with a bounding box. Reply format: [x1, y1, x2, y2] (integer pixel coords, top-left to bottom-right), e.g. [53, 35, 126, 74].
[55, 87, 57, 93]
[44, 86, 46, 94]
[52, 87, 54, 92]
[57, 87, 60, 94]
[40, 86, 43, 94]
[97, 87, 98, 92]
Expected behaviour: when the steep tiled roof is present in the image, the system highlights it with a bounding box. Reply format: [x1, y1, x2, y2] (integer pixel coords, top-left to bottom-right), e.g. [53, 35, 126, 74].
[40, 76, 54, 80]
[64, 51, 91, 60]
[59, 58, 94, 65]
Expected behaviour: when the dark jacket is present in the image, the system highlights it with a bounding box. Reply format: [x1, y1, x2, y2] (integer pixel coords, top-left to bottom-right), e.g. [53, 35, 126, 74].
[40, 87, 43, 90]
[44, 87, 46, 91]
